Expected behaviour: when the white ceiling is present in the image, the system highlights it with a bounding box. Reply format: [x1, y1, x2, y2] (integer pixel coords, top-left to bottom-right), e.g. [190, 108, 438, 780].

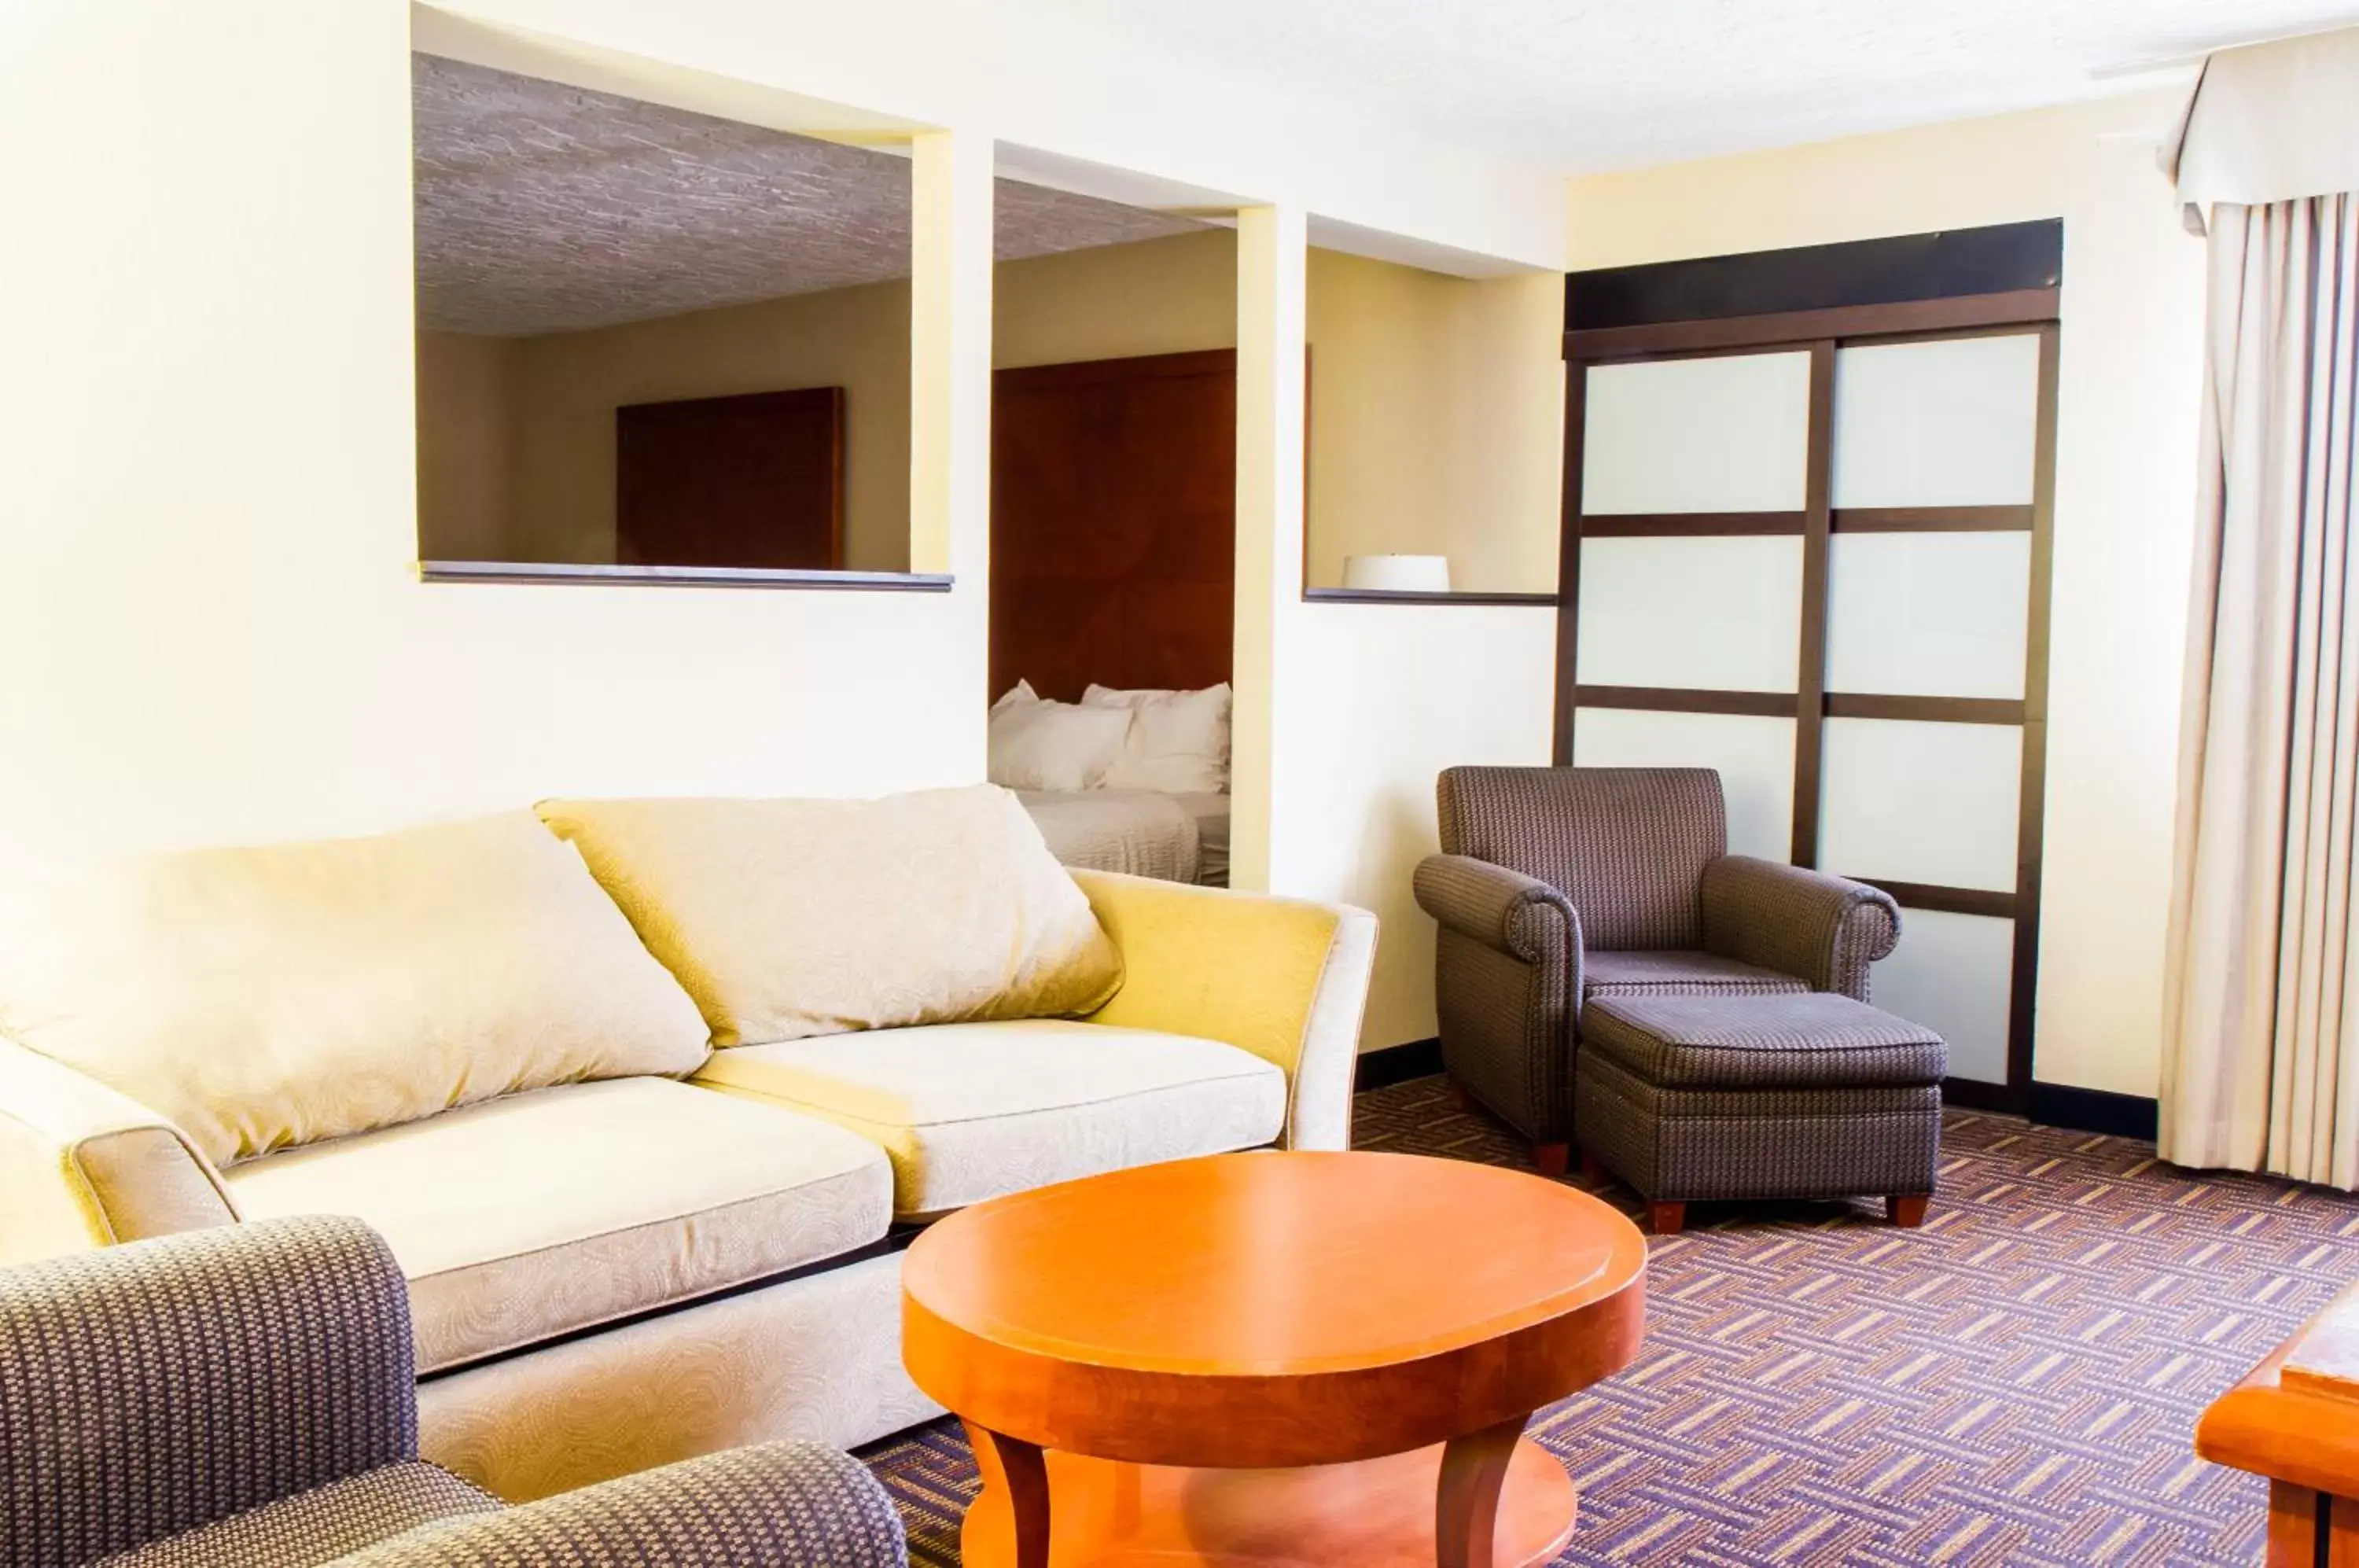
[988, 0, 2359, 174]
[414, 56, 1204, 336]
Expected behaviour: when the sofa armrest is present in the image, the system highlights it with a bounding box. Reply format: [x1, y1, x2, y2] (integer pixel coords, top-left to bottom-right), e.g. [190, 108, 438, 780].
[342, 1442, 907, 1568]
[1700, 856, 1901, 999]
[0, 1216, 419, 1565]
[0, 1034, 236, 1266]
[1069, 870, 1375, 1153]
[1412, 854, 1583, 970]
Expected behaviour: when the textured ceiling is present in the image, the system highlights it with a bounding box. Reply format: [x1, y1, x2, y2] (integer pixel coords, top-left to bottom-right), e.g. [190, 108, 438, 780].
[414, 56, 1205, 337]
[989, 0, 2359, 173]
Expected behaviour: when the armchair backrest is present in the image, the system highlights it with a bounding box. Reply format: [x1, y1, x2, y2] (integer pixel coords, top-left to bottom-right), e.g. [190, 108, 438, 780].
[1437, 767, 1728, 951]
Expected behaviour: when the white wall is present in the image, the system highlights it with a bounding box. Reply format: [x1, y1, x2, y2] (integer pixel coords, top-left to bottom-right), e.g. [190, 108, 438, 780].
[0, 0, 1573, 873]
[0, 1, 987, 860]
[1273, 605, 1559, 1048]
[1566, 93, 2210, 1098]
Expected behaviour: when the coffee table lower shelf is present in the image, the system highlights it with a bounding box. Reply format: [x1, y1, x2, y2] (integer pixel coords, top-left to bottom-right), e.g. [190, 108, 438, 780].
[960, 1434, 1578, 1568]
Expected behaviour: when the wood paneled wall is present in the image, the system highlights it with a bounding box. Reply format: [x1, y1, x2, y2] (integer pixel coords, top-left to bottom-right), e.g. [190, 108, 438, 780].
[989, 350, 1236, 703]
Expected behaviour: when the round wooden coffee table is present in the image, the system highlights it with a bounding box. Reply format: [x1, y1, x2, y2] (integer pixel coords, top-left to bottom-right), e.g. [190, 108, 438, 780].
[902, 1150, 1647, 1568]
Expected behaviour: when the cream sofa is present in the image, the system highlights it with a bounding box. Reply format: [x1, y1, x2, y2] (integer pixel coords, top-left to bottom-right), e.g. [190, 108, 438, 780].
[0, 788, 1375, 1501]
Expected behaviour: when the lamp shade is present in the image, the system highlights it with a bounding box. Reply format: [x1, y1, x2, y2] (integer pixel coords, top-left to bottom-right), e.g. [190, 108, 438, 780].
[1341, 554, 1452, 593]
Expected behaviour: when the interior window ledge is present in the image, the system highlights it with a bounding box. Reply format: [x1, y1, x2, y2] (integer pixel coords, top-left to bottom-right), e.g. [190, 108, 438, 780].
[1300, 587, 1559, 606]
[418, 561, 955, 592]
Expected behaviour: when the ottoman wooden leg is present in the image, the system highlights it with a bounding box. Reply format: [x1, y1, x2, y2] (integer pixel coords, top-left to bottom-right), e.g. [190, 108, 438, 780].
[1531, 1143, 1570, 1177]
[1579, 1150, 1606, 1185]
[1447, 1077, 1478, 1115]
[1647, 1201, 1685, 1235]
[1886, 1195, 1930, 1228]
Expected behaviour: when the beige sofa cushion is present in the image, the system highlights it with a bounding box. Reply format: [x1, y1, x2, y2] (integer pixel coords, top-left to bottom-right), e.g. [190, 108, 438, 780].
[695, 1019, 1286, 1216]
[538, 786, 1123, 1047]
[0, 812, 712, 1167]
[228, 1077, 892, 1375]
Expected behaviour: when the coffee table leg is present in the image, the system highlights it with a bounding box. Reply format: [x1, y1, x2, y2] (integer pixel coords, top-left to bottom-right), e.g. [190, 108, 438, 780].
[964, 1419, 1052, 1568]
[1436, 1413, 1529, 1568]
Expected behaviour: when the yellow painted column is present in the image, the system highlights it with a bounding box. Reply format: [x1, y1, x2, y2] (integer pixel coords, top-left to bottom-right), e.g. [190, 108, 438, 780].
[1230, 204, 1310, 893]
[909, 128, 996, 764]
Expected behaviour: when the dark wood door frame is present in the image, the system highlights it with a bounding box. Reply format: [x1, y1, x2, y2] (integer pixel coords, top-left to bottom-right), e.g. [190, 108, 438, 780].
[1555, 290, 2061, 1113]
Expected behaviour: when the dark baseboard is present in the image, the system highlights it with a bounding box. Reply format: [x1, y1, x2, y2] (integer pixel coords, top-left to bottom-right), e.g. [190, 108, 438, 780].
[2028, 1081, 2159, 1141]
[1356, 1037, 1442, 1091]
[1940, 1076, 2014, 1113]
[1942, 1077, 2159, 1139]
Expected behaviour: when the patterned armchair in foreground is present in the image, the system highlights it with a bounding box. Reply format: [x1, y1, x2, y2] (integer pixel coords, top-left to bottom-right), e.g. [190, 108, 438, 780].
[0, 1216, 908, 1568]
[1412, 766, 1901, 1171]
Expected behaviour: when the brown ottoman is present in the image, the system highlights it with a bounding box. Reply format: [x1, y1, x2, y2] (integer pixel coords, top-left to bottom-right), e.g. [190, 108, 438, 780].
[1572, 991, 1946, 1235]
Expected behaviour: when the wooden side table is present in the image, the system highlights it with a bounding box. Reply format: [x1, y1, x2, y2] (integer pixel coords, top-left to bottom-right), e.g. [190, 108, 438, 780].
[2199, 1280, 2359, 1565]
[903, 1150, 1647, 1568]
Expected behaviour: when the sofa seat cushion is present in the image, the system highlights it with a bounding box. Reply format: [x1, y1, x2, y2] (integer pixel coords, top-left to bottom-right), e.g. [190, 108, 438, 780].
[1581, 992, 1949, 1090]
[1582, 948, 1810, 1000]
[694, 1021, 1286, 1216]
[226, 1078, 892, 1375]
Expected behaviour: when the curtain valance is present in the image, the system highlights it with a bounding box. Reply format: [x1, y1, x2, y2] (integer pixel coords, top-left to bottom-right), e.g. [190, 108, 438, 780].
[2165, 26, 2359, 233]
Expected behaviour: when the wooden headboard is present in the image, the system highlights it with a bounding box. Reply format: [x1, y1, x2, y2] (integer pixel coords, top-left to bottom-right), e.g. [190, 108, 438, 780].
[989, 349, 1235, 705]
[616, 385, 844, 569]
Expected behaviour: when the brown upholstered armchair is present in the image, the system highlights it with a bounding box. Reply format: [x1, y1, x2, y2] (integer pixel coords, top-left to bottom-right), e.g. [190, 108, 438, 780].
[1412, 766, 1901, 1172]
[0, 1217, 909, 1567]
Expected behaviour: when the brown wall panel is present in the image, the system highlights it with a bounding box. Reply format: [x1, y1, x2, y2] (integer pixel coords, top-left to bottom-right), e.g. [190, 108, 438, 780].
[991, 350, 1236, 704]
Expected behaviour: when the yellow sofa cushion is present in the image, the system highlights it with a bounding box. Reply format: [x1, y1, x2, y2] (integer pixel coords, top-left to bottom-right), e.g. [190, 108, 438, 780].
[538, 786, 1123, 1047]
[0, 812, 712, 1166]
[229, 1077, 892, 1375]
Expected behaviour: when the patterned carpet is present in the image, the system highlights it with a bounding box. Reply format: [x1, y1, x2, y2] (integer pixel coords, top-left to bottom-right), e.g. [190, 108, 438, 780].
[860, 1074, 2359, 1566]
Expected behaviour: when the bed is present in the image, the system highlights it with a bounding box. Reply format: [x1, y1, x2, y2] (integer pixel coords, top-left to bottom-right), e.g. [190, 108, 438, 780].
[1018, 789, 1231, 886]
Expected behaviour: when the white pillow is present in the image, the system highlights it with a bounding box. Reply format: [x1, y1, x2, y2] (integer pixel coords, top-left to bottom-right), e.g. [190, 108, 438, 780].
[1084, 683, 1231, 793]
[0, 812, 713, 1166]
[539, 787, 1123, 1047]
[988, 695, 1132, 792]
[991, 679, 1037, 712]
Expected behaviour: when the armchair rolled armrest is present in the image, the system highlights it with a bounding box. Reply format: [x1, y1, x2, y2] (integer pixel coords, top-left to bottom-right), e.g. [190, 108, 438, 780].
[341, 1442, 908, 1568]
[0, 1034, 237, 1265]
[0, 1216, 420, 1565]
[1413, 854, 1582, 970]
[1700, 856, 1901, 999]
[1069, 870, 1375, 1153]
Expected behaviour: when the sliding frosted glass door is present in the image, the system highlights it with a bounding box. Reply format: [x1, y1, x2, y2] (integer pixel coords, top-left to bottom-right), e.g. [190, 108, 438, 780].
[1820, 331, 2048, 1090]
[1561, 318, 2057, 1102]
[1570, 351, 1813, 863]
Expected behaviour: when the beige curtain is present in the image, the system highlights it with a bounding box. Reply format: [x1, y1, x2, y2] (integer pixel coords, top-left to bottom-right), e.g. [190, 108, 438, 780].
[2162, 193, 2359, 1181]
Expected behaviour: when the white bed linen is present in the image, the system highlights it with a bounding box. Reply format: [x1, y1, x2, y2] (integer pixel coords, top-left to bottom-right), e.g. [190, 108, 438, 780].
[1174, 792, 1231, 887]
[1018, 790, 1231, 886]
